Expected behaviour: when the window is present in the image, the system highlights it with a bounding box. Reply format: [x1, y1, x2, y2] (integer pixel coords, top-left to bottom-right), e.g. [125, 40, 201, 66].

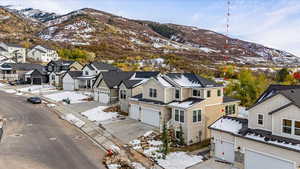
[51, 75, 55, 80]
[175, 109, 179, 121]
[175, 109, 184, 123]
[149, 88, 157, 98]
[85, 71, 89, 76]
[258, 114, 263, 125]
[180, 110, 184, 123]
[207, 90, 211, 98]
[283, 119, 292, 134]
[295, 121, 300, 136]
[175, 89, 180, 99]
[193, 89, 200, 97]
[217, 89, 222, 96]
[120, 90, 126, 99]
[225, 105, 236, 115]
[193, 110, 201, 122]
[175, 131, 181, 139]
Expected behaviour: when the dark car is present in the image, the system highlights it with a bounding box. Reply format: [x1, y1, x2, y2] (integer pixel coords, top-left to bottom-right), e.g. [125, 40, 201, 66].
[27, 97, 42, 104]
[8, 81, 17, 86]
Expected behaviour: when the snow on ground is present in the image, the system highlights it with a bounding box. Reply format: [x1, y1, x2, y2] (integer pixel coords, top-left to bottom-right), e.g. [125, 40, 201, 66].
[0, 83, 6, 87]
[44, 91, 89, 104]
[61, 114, 85, 128]
[157, 152, 203, 169]
[4, 89, 16, 94]
[17, 85, 56, 93]
[81, 106, 118, 122]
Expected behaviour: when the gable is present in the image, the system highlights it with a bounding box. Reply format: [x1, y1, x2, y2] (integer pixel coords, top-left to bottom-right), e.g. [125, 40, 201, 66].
[93, 73, 104, 88]
[63, 72, 73, 81]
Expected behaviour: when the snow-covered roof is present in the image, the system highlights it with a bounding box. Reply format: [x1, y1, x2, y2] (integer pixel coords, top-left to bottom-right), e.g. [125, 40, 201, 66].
[25, 70, 35, 75]
[168, 98, 204, 109]
[210, 117, 243, 134]
[156, 75, 172, 87]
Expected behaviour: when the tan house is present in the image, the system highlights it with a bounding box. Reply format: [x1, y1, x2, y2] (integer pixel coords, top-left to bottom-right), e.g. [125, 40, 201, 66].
[129, 73, 240, 145]
[209, 85, 300, 169]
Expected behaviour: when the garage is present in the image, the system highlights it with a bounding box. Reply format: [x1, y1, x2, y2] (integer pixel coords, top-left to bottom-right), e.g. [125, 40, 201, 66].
[214, 139, 235, 163]
[63, 82, 74, 91]
[141, 107, 160, 127]
[245, 150, 295, 169]
[32, 78, 42, 85]
[98, 93, 109, 104]
[129, 104, 140, 120]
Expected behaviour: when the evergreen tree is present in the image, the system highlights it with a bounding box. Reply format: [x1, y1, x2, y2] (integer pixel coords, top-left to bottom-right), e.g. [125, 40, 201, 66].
[161, 121, 170, 156]
[178, 125, 185, 146]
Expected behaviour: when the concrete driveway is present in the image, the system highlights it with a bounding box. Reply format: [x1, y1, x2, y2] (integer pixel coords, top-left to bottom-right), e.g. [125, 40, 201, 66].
[190, 159, 239, 169]
[102, 118, 157, 143]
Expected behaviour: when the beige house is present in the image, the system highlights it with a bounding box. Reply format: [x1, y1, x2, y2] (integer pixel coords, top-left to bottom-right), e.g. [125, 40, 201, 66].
[129, 73, 240, 145]
[210, 85, 300, 169]
[27, 45, 59, 63]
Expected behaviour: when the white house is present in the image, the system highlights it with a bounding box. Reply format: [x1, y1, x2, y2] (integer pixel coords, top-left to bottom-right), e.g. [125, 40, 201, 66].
[62, 71, 83, 91]
[27, 45, 59, 63]
[209, 85, 300, 169]
[0, 42, 26, 63]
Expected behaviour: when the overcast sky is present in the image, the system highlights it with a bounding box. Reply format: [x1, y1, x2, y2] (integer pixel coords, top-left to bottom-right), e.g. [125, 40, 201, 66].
[1, 0, 300, 56]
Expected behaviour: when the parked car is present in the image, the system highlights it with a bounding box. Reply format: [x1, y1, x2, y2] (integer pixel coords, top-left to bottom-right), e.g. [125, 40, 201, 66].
[8, 80, 26, 86]
[27, 97, 42, 104]
[8, 81, 17, 86]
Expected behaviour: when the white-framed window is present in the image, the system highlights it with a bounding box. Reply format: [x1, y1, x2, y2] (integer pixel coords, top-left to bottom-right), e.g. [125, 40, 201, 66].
[193, 110, 201, 122]
[85, 71, 89, 76]
[207, 90, 211, 98]
[225, 105, 236, 115]
[175, 89, 180, 99]
[193, 89, 200, 97]
[149, 88, 157, 98]
[295, 121, 300, 136]
[120, 90, 126, 99]
[258, 114, 264, 125]
[174, 109, 184, 123]
[283, 119, 292, 134]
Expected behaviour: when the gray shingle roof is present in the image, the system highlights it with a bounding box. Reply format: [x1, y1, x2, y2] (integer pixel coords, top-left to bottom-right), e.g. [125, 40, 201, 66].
[91, 62, 120, 71]
[279, 89, 300, 108]
[2, 63, 45, 72]
[223, 96, 240, 103]
[67, 71, 83, 78]
[102, 71, 134, 88]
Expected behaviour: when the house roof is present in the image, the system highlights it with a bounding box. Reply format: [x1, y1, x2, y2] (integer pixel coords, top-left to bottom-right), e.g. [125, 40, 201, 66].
[122, 79, 143, 89]
[1, 63, 45, 72]
[209, 116, 300, 153]
[122, 71, 160, 89]
[67, 71, 83, 78]
[6, 43, 23, 48]
[255, 84, 300, 104]
[165, 73, 222, 88]
[168, 97, 204, 109]
[34, 48, 47, 53]
[91, 62, 120, 71]
[0, 46, 7, 52]
[223, 96, 240, 103]
[101, 71, 134, 88]
[132, 71, 160, 79]
[279, 89, 300, 107]
[131, 94, 166, 105]
[48, 60, 75, 66]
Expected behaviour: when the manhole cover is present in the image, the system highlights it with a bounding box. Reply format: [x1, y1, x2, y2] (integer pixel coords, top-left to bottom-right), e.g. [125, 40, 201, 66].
[49, 137, 57, 141]
[11, 134, 23, 137]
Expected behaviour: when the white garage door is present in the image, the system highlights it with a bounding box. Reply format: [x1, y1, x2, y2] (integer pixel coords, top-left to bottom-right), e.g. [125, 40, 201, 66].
[245, 150, 295, 169]
[215, 139, 235, 163]
[63, 82, 74, 91]
[98, 93, 109, 104]
[141, 108, 160, 127]
[129, 104, 140, 120]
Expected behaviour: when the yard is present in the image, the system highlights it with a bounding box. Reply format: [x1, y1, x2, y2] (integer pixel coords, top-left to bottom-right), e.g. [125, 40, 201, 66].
[80, 106, 119, 122]
[44, 91, 91, 104]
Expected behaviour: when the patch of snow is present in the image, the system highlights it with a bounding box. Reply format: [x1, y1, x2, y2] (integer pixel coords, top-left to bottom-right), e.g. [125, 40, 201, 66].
[62, 114, 85, 128]
[4, 89, 16, 94]
[157, 152, 203, 169]
[47, 104, 56, 108]
[18, 85, 56, 93]
[81, 106, 118, 122]
[143, 131, 153, 137]
[168, 101, 194, 109]
[171, 74, 202, 87]
[44, 91, 89, 104]
[157, 75, 172, 87]
[199, 47, 219, 53]
[107, 164, 121, 169]
[131, 162, 146, 169]
[148, 140, 162, 146]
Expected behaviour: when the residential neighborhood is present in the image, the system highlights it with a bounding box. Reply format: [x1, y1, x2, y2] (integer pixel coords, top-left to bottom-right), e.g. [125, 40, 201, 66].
[0, 1, 300, 169]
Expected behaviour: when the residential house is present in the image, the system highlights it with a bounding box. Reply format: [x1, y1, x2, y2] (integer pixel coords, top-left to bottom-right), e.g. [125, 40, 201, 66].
[92, 71, 135, 104]
[62, 70, 83, 90]
[209, 85, 300, 169]
[78, 62, 120, 90]
[129, 73, 240, 145]
[0, 63, 46, 84]
[0, 42, 26, 63]
[47, 60, 82, 87]
[27, 45, 59, 63]
[118, 71, 160, 113]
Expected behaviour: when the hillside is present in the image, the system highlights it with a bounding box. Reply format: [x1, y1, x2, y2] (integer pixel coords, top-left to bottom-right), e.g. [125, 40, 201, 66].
[0, 6, 299, 70]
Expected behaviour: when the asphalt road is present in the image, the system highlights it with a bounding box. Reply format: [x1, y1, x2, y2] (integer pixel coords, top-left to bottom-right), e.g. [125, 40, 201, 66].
[0, 91, 106, 169]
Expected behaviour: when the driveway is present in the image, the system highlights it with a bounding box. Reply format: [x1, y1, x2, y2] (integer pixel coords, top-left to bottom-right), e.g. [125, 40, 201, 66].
[102, 118, 157, 143]
[190, 159, 239, 169]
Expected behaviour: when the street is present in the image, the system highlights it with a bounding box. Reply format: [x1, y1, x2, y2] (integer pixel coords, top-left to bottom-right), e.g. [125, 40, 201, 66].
[0, 91, 106, 169]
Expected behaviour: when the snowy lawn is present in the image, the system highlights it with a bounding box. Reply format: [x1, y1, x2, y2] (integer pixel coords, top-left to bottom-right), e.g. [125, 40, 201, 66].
[81, 106, 118, 122]
[0, 83, 6, 87]
[61, 113, 85, 128]
[4, 89, 16, 94]
[130, 131, 203, 169]
[17, 85, 57, 94]
[44, 91, 90, 104]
